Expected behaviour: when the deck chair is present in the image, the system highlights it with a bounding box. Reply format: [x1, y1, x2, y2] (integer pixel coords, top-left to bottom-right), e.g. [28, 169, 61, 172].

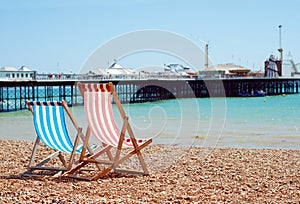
[65, 82, 152, 180]
[22, 100, 94, 177]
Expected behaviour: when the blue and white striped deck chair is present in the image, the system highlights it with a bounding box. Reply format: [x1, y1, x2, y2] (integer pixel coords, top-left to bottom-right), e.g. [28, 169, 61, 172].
[23, 100, 91, 177]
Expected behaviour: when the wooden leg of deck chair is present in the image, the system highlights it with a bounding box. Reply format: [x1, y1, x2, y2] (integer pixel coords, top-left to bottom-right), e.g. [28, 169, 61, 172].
[132, 140, 150, 175]
[58, 153, 68, 168]
[77, 127, 103, 170]
[65, 161, 86, 175]
[21, 151, 63, 177]
[76, 127, 101, 171]
[87, 145, 113, 160]
[67, 127, 82, 170]
[111, 120, 127, 171]
[80, 128, 91, 161]
[64, 161, 96, 181]
[114, 139, 152, 175]
[32, 151, 61, 168]
[136, 150, 149, 175]
[64, 145, 114, 179]
[28, 137, 41, 168]
[65, 159, 112, 181]
[127, 122, 152, 174]
[102, 143, 113, 161]
[82, 127, 97, 156]
[117, 139, 152, 165]
[92, 167, 112, 180]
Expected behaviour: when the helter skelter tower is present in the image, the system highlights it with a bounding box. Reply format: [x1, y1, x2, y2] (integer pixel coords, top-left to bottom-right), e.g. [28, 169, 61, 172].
[264, 25, 283, 77]
[278, 25, 283, 61]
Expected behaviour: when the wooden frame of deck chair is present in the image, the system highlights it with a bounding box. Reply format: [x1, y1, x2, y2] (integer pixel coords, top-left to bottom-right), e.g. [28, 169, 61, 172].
[21, 100, 94, 177]
[65, 82, 152, 180]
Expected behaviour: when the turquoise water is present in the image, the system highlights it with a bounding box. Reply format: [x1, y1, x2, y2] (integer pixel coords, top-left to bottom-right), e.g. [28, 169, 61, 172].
[0, 94, 299, 150]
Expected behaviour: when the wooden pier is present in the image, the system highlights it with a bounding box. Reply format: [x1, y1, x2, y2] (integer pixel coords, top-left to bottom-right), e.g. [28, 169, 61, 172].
[0, 78, 299, 112]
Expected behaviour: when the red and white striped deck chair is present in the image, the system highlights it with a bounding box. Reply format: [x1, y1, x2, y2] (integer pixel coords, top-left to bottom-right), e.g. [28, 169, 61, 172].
[65, 82, 152, 180]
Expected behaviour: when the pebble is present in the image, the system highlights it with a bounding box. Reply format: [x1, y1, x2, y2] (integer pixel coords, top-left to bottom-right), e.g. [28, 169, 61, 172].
[0, 139, 299, 203]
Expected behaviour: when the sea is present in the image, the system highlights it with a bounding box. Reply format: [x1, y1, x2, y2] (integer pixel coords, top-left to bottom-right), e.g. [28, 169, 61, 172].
[1, 94, 299, 150]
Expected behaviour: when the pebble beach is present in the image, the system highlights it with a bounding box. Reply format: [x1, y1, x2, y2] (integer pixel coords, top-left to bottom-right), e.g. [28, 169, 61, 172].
[0, 139, 300, 203]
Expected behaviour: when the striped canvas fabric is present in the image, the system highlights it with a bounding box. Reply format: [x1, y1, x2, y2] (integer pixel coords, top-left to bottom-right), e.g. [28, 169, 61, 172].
[84, 91, 145, 148]
[30, 101, 83, 154]
[79, 83, 111, 92]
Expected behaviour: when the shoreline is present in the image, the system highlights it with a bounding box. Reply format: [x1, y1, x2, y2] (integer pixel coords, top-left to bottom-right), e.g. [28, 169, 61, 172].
[0, 139, 299, 203]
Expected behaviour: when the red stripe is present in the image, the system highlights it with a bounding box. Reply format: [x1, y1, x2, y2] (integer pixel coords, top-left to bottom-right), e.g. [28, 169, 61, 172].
[86, 93, 106, 144]
[99, 92, 117, 145]
[85, 92, 117, 146]
[94, 84, 99, 92]
[106, 84, 111, 92]
[86, 84, 91, 92]
[106, 93, 121, 144]
[81, 83, 111, 92]
[83, 88, 145, 148]
[99, 84, 105, 92]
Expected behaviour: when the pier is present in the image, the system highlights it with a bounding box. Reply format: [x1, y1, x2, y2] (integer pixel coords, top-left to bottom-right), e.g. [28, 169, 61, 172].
[0, 78, 299, 112]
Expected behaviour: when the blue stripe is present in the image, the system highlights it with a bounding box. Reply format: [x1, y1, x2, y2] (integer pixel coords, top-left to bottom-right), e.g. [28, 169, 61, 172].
[55, 106, 73, 152]
[33, 106, 54, 149]
[48, 106, 72, 153]
[30, 101, 94, 155]
[76, 144, 83, 153]
[58, 107, 73, 150]
[42, 106, 56, 149]
[49, 106, 63, 151]
[32, 103, 76, 154]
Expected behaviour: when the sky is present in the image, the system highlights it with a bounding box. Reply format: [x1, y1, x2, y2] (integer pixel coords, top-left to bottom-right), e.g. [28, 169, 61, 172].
[0, 0, 299, 74]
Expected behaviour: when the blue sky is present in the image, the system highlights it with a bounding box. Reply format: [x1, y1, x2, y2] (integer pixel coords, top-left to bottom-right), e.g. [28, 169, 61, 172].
[0, 0, 299, 73]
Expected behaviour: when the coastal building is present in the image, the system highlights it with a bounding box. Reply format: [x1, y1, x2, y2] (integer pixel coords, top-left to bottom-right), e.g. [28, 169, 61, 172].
[163, 64, 198, 78]
[0, 66, 36, 81]
[93, 61, 136, 79]
[200, 63, 251, 78]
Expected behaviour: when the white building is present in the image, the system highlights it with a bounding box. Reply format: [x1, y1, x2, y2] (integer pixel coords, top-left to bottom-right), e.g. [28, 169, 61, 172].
[93, 62, 136, 79]
[0, 66, 36, 81]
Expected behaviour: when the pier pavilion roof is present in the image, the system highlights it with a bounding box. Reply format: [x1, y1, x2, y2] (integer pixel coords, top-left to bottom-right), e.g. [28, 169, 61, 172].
[108, 62, 123, 69]
[0, 66, 18, 71]
[93, 62, 136, 76]
[106, 67, 136, 75]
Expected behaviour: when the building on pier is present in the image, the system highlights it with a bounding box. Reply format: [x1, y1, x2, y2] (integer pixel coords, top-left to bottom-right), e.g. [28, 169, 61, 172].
[93, 61, 137, 79]
[199, 63, 252, 78]
[0, 66, 36, 81]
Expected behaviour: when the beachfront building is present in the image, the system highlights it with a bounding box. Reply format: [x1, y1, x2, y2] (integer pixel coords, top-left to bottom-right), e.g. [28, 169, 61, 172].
[0, 66, 36, 81]
[200, 63, 251, 78]
[93, 61, 137, 79]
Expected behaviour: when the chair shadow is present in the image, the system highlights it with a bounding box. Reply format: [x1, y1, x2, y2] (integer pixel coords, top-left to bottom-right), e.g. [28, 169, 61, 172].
[0, 171, 138, 183]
